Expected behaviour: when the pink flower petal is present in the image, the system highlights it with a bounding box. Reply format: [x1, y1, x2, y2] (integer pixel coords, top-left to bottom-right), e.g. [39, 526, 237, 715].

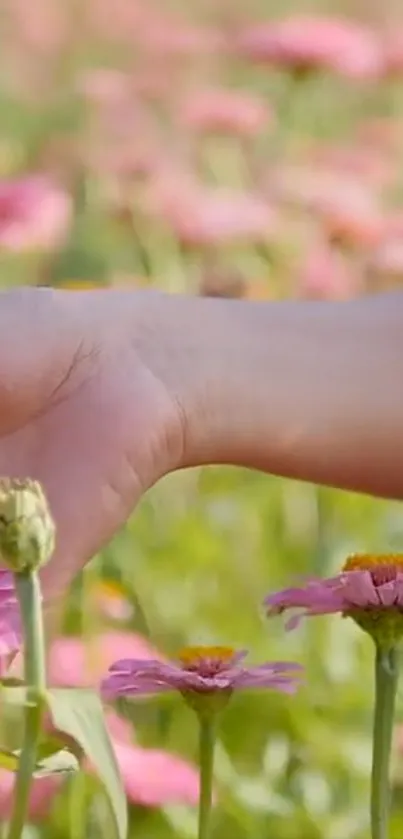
[0, 175, 72, 252]
[395, 579, 403, 606]
[179, 87, 272, 137]
[378, 582, 399, 607]
[90, 741, 200, 807]
[341, 571, 379, 607]
[0, 772, 62, 822]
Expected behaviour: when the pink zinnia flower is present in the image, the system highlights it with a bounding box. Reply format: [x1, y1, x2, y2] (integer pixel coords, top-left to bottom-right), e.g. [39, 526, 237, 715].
[367, 224, 403, 288]
[0, 771, 59, 823]
[267, 163, 385, 249]
[86, 711, 200, 808]
[237, 15, 383, 79]
[0, 570, 21, 672]
[138, 19, 224, 58]
[297, 239, 360, 300]
[111, 740, 199, 807]
[372, 240, 403, 278]
[383, 32, 403, 76]
[0, 175, 72, 252]
[321, 195, 385, 250]
[265, 554, 403, 644]
[267, 164, 370, 213]
[78, 68, 133, 107]
[102, 645, 302, 700]
[145, 175, 277, 246]
[308, 142, 394, 190]
[179, 87, 272, 137]
[355, 117, 403, 154]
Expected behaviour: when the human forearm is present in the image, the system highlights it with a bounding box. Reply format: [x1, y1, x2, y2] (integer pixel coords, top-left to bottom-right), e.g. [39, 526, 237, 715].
[139, 291, 403, 499]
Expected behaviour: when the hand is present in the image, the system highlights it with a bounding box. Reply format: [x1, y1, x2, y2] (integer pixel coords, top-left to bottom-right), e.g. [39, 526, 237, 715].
[0, 287, 185, 602]
[0, 285, 401, 611]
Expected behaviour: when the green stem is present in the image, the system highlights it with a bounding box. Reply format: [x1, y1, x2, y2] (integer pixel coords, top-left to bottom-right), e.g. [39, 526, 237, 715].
[7, 572, 46, 839]
[371, 644, 399, 839]
[197, 716, 216, 839]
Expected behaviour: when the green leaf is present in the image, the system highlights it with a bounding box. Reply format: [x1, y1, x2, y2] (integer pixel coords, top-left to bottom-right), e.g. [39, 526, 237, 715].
[47, 688, 127, 839]
[0, 748, 20, 772]
[0, 739, 79, 777]
[34, 747, 79, 778]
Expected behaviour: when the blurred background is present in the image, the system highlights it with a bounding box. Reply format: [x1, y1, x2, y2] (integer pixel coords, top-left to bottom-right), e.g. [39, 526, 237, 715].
[2, 0, 403, 836]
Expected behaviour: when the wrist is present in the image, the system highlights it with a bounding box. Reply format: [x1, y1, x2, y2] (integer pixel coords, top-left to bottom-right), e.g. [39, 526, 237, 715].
[132, 290, 371, 492]
[131, 291, 295, 474]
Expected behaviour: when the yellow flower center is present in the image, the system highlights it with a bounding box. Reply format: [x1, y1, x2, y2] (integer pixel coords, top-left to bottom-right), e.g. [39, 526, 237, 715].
[343, 553, 403, 573]
[178, 647, 235, 678]
[178, 647, 235, 670]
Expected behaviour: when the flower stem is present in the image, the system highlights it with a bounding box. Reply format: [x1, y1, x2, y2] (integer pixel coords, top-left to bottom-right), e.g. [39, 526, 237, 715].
[371, 644, 399, 839]
[197, 715, 216, 839]
[7, 571, 46, 839]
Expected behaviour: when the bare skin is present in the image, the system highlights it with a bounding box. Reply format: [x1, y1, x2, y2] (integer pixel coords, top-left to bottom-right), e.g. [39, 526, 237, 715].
[0, 286, 402, 603]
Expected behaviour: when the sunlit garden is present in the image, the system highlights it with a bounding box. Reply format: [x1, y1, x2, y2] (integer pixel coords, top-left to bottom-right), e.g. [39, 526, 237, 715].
[2, 0, 403, 837]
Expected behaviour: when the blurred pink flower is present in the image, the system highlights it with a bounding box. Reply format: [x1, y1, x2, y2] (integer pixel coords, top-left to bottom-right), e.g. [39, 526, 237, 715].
[368, 216, 403, 282]
[267, 164, 384, 249]
[0, 771, 59, 823]
[308, 142, 394, 189]
[383, 32, 403, 75]
[138, 19, 225, 58]
[237, 15, 383, 79]
[0, 176, 72, 252]
[48, 631, 163, 688]
[267, 164, 365, 209]
[179, 87, 272, 137]
[102, 645, 302, 699]
[85, 0, 152, 43]
[99, 711, 200, 807]
[265, 554, 403, 631]
[298, 239, 360, 300]
[110, 740, 199, 807]
[145, 175, 277, 246]
[381, 212, 403, 239]
[79, 73, 162, 181]
[0, 571, 21, 672]
[356, 117, 403, 153]
[370, 242, 403, 284]
[321, 197, 385, 250]
[89, 709, 200, 807]
[78, 69, 133, 106]
[4, 0, 68, 56]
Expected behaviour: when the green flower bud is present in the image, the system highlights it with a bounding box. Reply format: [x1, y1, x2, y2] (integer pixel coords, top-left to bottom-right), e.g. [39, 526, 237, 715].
[0, 479, 55, 573]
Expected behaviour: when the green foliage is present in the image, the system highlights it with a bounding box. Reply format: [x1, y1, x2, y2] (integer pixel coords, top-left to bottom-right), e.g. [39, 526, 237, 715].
[0, 743, 79, 777]
[47, 689, 127, 839]
[87, 473, 403, 839]
[0, 683, 127, 838]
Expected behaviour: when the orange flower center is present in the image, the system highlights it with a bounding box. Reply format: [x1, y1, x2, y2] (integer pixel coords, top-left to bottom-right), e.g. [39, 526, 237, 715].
[178, 646, 235, 675]
[342, 553, 403, 586]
